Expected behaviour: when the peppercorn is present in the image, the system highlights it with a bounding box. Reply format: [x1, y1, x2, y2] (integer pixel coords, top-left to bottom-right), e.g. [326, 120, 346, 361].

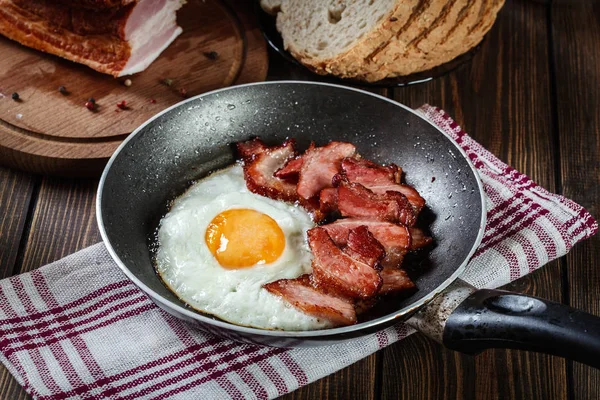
[58, 86, 68, 95]
[11, 92, 19, 101]
[88, 97, 96, 104]
[179, 88, 187, 98]
[117, 100, 127, 109]
[85, 101, 95, 111]
[204, 51, 219, 60]
[149, 99, 157, 104]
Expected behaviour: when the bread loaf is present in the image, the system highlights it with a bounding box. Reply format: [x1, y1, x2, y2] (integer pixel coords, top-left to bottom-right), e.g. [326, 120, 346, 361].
[262, 0, 505, 82]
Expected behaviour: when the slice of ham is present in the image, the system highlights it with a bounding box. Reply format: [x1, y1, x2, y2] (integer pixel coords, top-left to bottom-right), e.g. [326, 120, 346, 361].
[379, 266, 416, 295]
[335, 181, 416, 226]
[0, 0, 184, 77]
[341, 157, 425, 213]
[308, 227, 382, 299]
[296, 142, 356, 199]
[264, 275, 357, 326]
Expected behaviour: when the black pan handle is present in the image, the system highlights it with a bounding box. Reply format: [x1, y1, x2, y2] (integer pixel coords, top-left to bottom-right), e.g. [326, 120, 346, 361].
[443, 289, 600, 368]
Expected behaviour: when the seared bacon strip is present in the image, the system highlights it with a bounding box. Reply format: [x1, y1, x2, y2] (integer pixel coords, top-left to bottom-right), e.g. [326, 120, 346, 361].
[264, 275, 357, 326]
[274, 156, 303, 181]
[343, 226, 385, 270]
[321, 219, 411, 251]
[379, 267, 416, 295]
[341, 158, 401, 185]
[322, 219, 411, 269]
[409, 227, 433, 250]
[341, 157, 425, 213]
[308, 227, 382, 299]
[236, 138, 298, 203]
[236, 138, 326, 221]
[335, 181, 416, 226]
[296, 142, 356, 199]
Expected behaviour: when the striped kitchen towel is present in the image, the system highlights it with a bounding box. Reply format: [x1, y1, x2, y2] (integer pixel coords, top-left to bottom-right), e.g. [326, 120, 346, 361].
[0, 105, 596, 399]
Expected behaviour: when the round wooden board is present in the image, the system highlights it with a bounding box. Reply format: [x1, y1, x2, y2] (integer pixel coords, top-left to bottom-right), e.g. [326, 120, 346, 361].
[0, 0, 268, 177]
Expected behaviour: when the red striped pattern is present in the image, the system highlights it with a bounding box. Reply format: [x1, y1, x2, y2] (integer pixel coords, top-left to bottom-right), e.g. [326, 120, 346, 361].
[0, 105, 595, 400]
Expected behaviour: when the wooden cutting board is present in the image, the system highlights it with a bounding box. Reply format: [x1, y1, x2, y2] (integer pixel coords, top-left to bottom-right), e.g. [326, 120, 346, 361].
[0, 0, 268, 177]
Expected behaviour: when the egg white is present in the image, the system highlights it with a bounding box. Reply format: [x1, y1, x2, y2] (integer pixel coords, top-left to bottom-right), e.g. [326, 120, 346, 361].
[155, 164, 332, 330]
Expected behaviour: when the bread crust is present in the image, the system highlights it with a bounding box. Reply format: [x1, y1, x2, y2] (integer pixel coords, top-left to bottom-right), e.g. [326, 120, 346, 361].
[270, 0, 505, 82]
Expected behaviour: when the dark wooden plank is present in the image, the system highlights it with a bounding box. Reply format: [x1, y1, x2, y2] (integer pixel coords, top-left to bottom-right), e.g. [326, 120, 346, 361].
[382, 0, 568, 399]
[0, 167, 36, 276]
[0, 166, 37, 400]
[15, 177, 101, 273]
[0, 176, 100, 400]
[551, 2, 600, 398]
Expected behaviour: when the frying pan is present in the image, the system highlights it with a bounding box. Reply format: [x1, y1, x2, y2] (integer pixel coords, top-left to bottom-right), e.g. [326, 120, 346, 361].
[97, 81, 600, 367]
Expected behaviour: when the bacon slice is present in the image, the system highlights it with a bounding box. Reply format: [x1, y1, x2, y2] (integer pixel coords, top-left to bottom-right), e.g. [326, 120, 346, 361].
[321, 219, 411, 251]
[322, 219, 410, 269]
[379, 267, 416, 295]
[409, 227, 433, 250]
[343, 225, 385, 270]
[0, 0, 184, 77]
[308, 227, 382, 299]
[341, 157, 425, 213]
[236, 138, 298, 203]
[264, 275, 357, 326]
[296, 142, 356, 199]
[274, 156, 303, 181]
[341, 157, 401, 185]
[335, 181, 416, 226]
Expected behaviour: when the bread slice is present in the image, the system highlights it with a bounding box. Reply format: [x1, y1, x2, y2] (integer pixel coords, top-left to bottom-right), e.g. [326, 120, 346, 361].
[359, 0, 472, 80]
[414, 0, 505, 73]
[263, 0, 504, 82]
[271, 0, 421, 77]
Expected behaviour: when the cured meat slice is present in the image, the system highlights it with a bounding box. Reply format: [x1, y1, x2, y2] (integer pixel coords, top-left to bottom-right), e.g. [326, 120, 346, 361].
[335, 181, 416, 226]
[236, 138, 325, 221]
[55, 0, 136, 10]
[274, 156, 303, 181]
[343, 225, 385, 270]
[322, 219, 411, 269]
[308, 227, 382, 299]
[341, 157, 425, 213]
[321, 219, 411, 252]
[264, 275, 357, 326]
[296, 142, 356, 199]
[0, 0, 184, 77]
[379, 266, 416, 295]
[236, 138, 299, 203]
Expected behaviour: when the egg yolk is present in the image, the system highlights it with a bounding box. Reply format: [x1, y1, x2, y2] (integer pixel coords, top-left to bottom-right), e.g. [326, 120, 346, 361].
[205, 209, 286, 269]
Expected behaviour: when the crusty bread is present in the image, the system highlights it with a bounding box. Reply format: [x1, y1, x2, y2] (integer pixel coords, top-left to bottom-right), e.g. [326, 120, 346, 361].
[261, 0, 504, 82]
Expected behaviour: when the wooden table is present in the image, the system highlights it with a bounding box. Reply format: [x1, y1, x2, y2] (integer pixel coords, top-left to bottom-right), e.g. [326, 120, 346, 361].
[1, 1, 599, 398]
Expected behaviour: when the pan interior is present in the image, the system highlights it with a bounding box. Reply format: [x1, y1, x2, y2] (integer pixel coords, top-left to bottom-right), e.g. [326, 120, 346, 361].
[99, 82, 484, 334]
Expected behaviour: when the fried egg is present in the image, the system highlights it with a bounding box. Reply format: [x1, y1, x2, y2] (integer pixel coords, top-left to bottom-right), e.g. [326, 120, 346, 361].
[155, 164, 331, 330]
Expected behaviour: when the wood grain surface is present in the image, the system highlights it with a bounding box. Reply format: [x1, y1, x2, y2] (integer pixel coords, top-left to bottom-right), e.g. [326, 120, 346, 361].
[0, 0, 268, 177]
[551, 2, 600, 399]
[0, 0, 599, 399]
